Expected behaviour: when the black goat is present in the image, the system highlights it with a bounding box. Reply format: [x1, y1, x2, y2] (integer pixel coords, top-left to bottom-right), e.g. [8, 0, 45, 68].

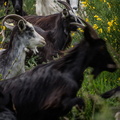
[0, 18, 117, 120]
[0, 14, 46, 79]
[2, 1, 82, 64]
[0, 86, 16, 120]
[24, 1, 80, 31]
[30, 8, 77, 64]
[24, 1, 82, 64]
[3, 0, 26, 15]
[11, 0, 26, 15]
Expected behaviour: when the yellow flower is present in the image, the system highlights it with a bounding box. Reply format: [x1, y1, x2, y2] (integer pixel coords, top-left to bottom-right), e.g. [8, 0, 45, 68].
[81, 2, 87, 7]
[107, 2, 111, 8]
[4, 2, 7, 6]
[118, 77, 120, 81]
[97, 18, 102, 21]
[71, 32, 75, 37]
[98, 28, 103, 33]
[71, 45, 74, 48]
[93, 24, 99, 29]
[107, 27, 111, 33]
[108, 20, 114, 27]
[81, 2, 87, 5]
[77, 28, 84, 32]
[94, 15, 102, 21]
[94, 15, 99, 18]
[86, 18, 89, 22]
[1, 26, 6, 30]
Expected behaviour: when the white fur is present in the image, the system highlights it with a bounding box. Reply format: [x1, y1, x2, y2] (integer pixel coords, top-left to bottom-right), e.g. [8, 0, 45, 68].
[69, 0, 78, 10]
[36, 0, 79, 16]
[115, 112, 120, 120]
[0, 20, 46, 79]
[36, 0, 64, 16]
[26, 22, 46, 52]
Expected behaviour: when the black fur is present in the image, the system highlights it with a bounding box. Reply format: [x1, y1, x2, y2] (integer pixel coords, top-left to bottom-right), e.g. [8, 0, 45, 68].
[24, 9, 78, 64]
[0, 26, 117, 120]
[0, 87, 16, 120]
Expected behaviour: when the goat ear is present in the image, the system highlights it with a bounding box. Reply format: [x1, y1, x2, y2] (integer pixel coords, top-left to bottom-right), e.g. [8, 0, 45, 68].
[84, 27, 95, 43]
[62, 9, 69, 18]
[18, 20, 26, 32]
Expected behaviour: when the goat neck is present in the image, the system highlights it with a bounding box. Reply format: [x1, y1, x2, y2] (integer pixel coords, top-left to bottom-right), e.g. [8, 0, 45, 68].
[0, 27, 26, 79]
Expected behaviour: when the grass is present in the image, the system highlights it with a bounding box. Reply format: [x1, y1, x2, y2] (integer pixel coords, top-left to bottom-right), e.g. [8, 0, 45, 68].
[0, 0, 120, 119]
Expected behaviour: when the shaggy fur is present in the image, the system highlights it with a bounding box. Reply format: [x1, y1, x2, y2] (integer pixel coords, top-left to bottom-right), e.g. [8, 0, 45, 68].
[35, 0, 79, 16]
[0, 87, 16, 120]
[24, 9, 79, 64]
[0, 26, 117, 120]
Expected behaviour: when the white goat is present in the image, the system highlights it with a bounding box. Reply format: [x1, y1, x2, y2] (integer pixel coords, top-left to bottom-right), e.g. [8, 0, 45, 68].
[35, 0, 79, 16]
[0, 14, 46, 79]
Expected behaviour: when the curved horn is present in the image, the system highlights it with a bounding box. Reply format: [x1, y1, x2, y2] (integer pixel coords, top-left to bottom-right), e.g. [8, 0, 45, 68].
[1, 14, 27, 43]
[70, 22, 85, 29]
[2, 14, 27, 26]
[78, 17, 99, 39]
[57, 0, 73, 11]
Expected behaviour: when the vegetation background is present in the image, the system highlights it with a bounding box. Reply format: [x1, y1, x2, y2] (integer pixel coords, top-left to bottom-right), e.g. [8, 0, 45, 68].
[0, 0, 120, 120]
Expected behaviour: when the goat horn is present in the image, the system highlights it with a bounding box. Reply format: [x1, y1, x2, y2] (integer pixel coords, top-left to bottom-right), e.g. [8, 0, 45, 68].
[70, 22, 85, 29]
[78, 17, 99, 39]
[57, 0, 73, 11]
[2, 14, 27, 26]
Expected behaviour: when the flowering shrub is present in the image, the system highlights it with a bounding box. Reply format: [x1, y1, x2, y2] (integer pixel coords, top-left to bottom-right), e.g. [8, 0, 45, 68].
[80, 0, 120, 55]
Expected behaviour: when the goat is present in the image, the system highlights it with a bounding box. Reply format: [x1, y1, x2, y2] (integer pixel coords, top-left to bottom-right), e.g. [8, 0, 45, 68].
[66, 0, 79, 13]
[2, 0, 26, 16]
[24, 1, 81, 31]
[11, 0, 26, 16]
[101, 86, 120, 99]
[0, 86, 17, 120]
[0, 14, 46, 79]
[35, 0, 79, 16]
[25, 8, 79, 64]
[0, 18, 117, 120]
[3, 8, 79, 64]
[23, 1, 82, 64]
